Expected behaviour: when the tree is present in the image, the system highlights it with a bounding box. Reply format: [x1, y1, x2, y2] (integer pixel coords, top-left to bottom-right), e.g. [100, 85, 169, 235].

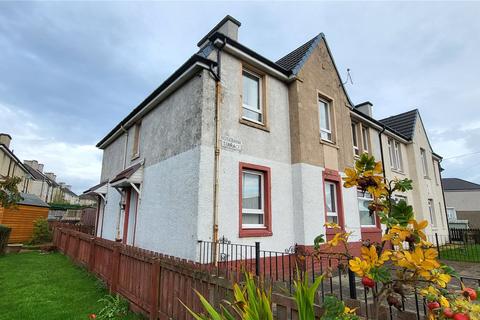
[315, 154, 479, 319]
[0, 176, 23, 208]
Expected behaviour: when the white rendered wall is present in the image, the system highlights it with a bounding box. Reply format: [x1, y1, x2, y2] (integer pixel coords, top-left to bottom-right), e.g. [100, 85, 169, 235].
[133, 147, 201, 260]
[102, 188, 121, 241]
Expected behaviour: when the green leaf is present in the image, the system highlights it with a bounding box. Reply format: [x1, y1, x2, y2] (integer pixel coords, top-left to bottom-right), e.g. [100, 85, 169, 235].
[314, 234, 325, 249]
[390, 200, 414, 227]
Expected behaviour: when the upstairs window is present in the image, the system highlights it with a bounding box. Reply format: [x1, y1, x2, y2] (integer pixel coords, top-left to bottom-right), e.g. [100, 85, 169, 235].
[132, 122, 141, 159]
[421, 148, 429, 177]
[433, 160, 439, 185]
[319, 98, 332, 142]
[388, 138, 403, 172]
[352, 123, 359, 156]
[362, 127, 369, 153]
[242, 70, 262, 124]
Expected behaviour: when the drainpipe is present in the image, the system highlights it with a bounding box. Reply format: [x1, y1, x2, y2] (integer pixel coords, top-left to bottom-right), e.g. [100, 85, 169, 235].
[115, 125, 129, 241]
[210, 40, 224, 265]
[378, 125, 387, 180]
[438, 162, 451, 240]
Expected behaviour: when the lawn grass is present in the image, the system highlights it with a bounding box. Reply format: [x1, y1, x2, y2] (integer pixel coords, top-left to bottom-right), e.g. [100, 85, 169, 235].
[440, 244, 480, 262]
[0, 251, 144, 320]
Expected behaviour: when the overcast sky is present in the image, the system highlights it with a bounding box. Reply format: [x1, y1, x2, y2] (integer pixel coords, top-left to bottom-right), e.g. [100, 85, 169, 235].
[1, 1, 479, 193]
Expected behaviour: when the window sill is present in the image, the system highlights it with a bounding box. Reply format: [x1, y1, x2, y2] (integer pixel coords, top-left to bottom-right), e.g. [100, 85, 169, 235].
[320, 139, 339, 149]
[239, 118, 269, 132]
[239, 229, 272, 238]
[391, 169, 405, 175]
[361, 226, 382, 233]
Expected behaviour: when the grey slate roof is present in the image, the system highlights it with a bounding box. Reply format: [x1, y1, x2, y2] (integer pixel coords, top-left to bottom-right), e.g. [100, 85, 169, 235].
[23, 163, 46, 180]
[276, 34, 323, 75]
[379, 109, 418, 140]
[18, 192, 49, 208]
[442, 178, 480, 191]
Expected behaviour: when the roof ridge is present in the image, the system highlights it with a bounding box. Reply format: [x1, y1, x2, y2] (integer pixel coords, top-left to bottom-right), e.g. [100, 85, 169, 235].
[275, 33, 324, 75]
[379, 108, 418, 121]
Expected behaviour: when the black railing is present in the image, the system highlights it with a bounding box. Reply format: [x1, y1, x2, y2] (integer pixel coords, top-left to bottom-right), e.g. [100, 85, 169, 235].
[197, 239, 479, 320]
[431, 229, 480, 262]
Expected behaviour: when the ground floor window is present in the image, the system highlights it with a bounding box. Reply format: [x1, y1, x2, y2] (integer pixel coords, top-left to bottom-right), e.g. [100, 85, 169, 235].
[428, 199, 437, 228]
[358, 190, 376, 227]
[239, 162, 272, 237]
[325, 181, 338, 223]
[323, 169, 344, 229]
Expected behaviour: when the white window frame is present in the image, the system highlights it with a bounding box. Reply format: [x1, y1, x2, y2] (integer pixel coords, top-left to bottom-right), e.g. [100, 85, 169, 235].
[362, 126, 369, 153]
[421, 148, 429, 177]
[325, 181, 338, 223]
[446, 207, 457, 221]
[433, 160, 439, 185]
[319, 97, 332, 142]
[428, 199, 437, 228]
[241, 169, 265, 229]
[242, 70, 263, 124]
[352, 123, 359, 156]
[357, 190, 375, 227]
[388, 138, 403, 172]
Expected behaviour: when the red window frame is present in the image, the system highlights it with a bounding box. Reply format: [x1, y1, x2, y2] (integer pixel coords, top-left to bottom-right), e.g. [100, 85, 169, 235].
[239, 162, 272, 238]
[322, 169, 345, 236]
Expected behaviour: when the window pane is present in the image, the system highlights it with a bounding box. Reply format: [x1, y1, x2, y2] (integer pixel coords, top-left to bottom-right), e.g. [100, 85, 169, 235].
[242, 108, 262, 122]
[352, 124, 358, 147]
[242, 172, 262, 209]
[362, 128, 369, 151]
[325, 183, 336, 213]
[359, 199, 375, 226]
[243, 72, 259, 110]
[327, 216, 338, 223]
[242, 213, 264, 225]
[321, 131, 332, 141]
[319, 99, 330, 135]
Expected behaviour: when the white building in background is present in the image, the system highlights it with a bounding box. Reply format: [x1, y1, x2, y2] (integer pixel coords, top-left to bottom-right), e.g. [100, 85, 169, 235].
[88, 16, 448, 260]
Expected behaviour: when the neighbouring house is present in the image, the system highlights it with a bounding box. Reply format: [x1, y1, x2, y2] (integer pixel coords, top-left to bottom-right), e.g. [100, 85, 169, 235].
[0, 133, 32, 192]
[86, 16, 448, 260]
[442, 178, 480, 228]
[0, 192, 49, 243]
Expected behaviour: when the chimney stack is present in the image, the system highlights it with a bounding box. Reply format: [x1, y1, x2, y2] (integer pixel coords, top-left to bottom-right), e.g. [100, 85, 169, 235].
[45, 172, 56, 182]
[355, 101, 373, 118]
[197, 15, 241, 48]
[24, 160, 39, 171]
[0, 133, 12, 149]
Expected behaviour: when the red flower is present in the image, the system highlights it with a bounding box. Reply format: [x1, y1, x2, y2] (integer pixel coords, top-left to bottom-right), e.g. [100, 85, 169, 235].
[88, 314, 97, 319]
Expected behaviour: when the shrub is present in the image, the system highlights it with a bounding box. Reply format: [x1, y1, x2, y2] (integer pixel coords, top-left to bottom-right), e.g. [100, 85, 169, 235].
[0, 224, 11, 255]
[31, 218, 52, 244]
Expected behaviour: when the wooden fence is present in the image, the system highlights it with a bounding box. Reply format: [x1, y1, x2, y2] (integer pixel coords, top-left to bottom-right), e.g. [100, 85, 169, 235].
[53, 227, 330, 319]
[54, 228, 432, 320]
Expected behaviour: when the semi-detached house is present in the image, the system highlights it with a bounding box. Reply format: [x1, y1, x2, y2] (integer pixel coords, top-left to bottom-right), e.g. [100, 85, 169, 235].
[87, 16, 448, 260]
